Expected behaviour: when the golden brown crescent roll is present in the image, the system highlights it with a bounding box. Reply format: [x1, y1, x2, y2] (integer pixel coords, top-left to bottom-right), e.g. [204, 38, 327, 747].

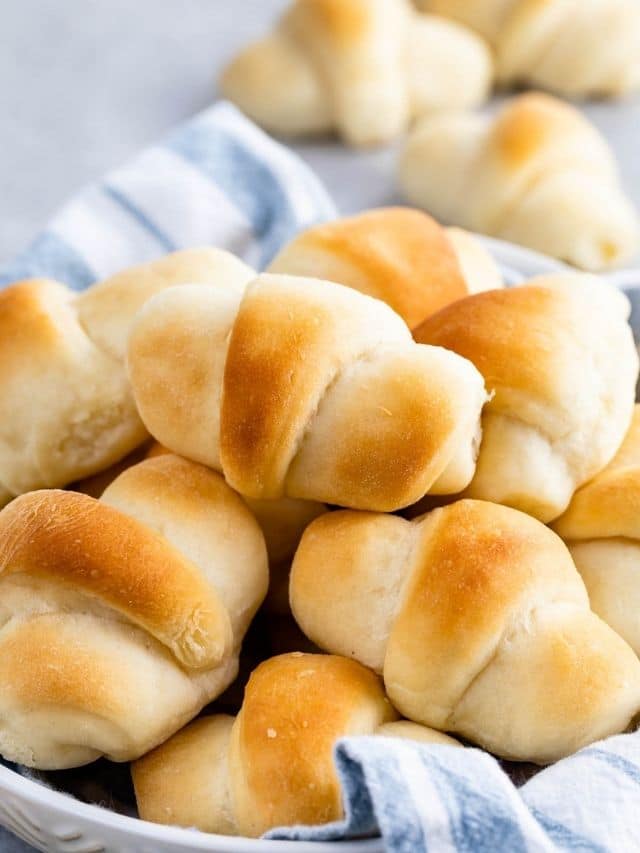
[415, 273, 639, 522]
[290, 501, 640, 763]
[128, 274, 487, 511]
[132, 653, 459, 836]
[220, 0, 492, 147]
[400, 93, 640, 271]
[0, 249, 253, 507]
[268, 208, 503, 330]
[553, 406, 640, 657]
[0, 454, 268, 770]
[142, 442, 326, 613]
[418, 0, 640, 98]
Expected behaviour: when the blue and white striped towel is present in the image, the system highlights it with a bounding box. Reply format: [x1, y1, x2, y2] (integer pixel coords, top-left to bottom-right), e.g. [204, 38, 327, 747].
[269, 732, 640, 852]
[2, 100, 640, 853]
[0, 100, 335, 289]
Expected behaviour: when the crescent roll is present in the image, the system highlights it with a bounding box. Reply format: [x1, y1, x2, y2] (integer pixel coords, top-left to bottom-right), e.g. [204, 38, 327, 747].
[144, 440, 326, 614]
[419, 0, 640, 98]
[0, 454, 268, 769]
[415, 274, 639, 522]
[128, 273, 487, 511]
[133, 653, 459, 836]
[220, 0, 492, 147]
[290, 501, 640, 763]
[553, 406, 640, 657]
[400, 92, 639, 271]
[269, 208, 503, 330]
[0, 249, 253, 506]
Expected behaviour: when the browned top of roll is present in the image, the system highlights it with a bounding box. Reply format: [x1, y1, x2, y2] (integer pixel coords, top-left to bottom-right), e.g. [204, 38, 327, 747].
[269, 208, 468, 329]
[553, 405, 640, 542]
[230, 653, 396, 835]
[0, 490, 232, 669]
[0, 279, 75, 370]
[490, 92, 590, 170]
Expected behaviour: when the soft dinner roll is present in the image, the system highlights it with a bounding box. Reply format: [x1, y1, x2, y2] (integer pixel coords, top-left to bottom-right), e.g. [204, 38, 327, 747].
[128, 273, 487, 512]
[220, 0, 492, 147]
[418, 0, 640, 98]
[553, 406, 640, 657]
[400, 92, 639, 271]
[0, 249, 253, 506]
[0, 454, 268, 769]
[133, 653, 459, 836]
[144, 442, 326, 613]
[415, 273, 639, 522]
[268, 208, 503, 330]
[290, 502, 640, 764]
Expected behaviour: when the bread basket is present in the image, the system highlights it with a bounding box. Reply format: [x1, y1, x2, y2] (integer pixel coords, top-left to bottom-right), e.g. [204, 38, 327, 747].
[0, 237, 636, 853]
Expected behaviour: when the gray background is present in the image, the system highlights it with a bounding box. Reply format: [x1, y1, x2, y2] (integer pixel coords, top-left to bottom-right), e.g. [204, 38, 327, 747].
[0, 2, 639, 851]
[1, 0, 640, 266]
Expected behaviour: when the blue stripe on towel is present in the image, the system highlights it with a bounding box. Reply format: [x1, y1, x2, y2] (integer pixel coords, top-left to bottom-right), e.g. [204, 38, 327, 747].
[528, 807, 606, 853]
[582, 748, 640, 786]
[421, 753, 528, 853]
[332, 746, 379, 841]
[102, 184, 177, 253]
[166, 121, 307, 268]
[360, 749, 430, 853]
[265, 739, 430, 851]
[0, 231, 96, 290]
[0, 103, 336, 296]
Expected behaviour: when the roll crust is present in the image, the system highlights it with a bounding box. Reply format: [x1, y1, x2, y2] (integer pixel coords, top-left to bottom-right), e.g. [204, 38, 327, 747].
[290, 501, 640, 763]
[400, 93, 639, 270]
[220, 0, 492, 146]
[553, 406, 640, 656]
[0, 454, 268, 769]
[0, 250, 253, 505]
[129, 274, 488, 511]
[76, 440, 327, 616]
[0, 490, 232, 670]
[133, 653, 459, 836]
[415, 273, 639, 522]
[420, 0, 640, 99]
[553, 406, 640, 543]
[268, 208, 502, 330]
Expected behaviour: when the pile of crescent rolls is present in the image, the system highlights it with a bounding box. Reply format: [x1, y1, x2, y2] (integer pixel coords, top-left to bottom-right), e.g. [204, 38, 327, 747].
[219, 0, 640, 272]
[2, 207, 640, 838]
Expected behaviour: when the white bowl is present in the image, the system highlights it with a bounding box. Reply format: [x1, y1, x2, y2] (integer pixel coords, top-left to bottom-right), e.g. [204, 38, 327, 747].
[0, 768, 382, 853]
[0, 238, 636, 853]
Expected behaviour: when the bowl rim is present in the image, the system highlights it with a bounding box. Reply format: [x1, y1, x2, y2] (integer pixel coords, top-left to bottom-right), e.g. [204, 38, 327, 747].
[0, 764, 381, 851]
[0, 236, 637, 852]
[477, 235, 568, 281]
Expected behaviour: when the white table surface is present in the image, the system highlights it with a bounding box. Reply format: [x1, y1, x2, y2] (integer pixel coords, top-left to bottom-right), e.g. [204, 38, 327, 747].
[2, 0, 640, 267]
